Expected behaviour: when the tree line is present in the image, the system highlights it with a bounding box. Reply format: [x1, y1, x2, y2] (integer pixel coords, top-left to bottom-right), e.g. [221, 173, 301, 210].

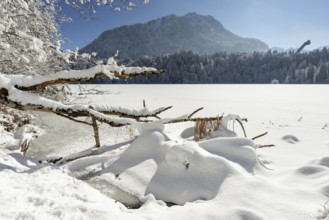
[92, 48, 329, 84]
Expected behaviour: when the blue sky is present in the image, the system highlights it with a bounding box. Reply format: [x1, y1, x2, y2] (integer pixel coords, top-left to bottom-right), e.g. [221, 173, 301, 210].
[60, 0, 329, 51]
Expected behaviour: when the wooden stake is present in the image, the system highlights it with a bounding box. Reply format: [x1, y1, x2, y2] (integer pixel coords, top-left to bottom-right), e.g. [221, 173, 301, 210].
[91, 116, 100, 148]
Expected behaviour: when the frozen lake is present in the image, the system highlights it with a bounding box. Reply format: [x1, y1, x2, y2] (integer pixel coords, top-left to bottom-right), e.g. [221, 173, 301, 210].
[73, 84, 329, 119]
[30, 84, 329, 168]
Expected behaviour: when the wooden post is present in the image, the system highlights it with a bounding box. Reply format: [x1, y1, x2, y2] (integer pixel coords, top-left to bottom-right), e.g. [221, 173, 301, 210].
[91, 116, 100, 148]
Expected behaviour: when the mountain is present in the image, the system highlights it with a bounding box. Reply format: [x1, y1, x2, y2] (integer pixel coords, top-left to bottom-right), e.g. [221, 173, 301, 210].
[81, 12, 269, 59]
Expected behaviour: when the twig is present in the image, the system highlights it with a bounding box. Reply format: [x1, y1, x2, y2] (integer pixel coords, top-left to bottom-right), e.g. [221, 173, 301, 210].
[235, 118, 247, 138]
[241, 118, 248, 122]
[57, 151, 95, 164]
[188, 107, 204, 119]
[43, 157, 63, 164]
[252, 132, 268, 140]
[167, 115, 223, 124]
[258, 144, 275, 148]
[54, 112, 92, 126]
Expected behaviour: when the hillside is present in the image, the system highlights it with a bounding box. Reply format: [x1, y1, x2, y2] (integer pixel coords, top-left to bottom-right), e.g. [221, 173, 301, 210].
[81, 13, 269, 59]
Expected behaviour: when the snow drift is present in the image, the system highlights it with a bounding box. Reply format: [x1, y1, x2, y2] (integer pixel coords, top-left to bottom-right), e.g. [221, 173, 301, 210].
[105, 130, 254, 205]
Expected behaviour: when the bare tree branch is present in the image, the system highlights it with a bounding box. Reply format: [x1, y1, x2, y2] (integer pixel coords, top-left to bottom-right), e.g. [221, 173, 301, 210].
[167, 115, 224, 124]
[258, 144, 275, 148]
[252, 132, 268, 140]
[235, 118, 247, 138]
[188, 107, 204, 119]
[296, 40, 311, 54]
[54, 112, 92, 126]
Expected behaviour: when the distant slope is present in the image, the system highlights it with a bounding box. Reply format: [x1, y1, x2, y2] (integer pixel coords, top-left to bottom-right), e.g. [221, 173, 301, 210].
[81, 12, 269, 59]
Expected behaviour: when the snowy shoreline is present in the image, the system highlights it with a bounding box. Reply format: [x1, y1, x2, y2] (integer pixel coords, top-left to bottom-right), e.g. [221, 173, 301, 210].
[1, 84, 329, 219]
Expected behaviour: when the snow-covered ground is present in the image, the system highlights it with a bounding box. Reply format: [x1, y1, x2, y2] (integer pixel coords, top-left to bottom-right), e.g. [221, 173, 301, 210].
[1, 84, 329, 220]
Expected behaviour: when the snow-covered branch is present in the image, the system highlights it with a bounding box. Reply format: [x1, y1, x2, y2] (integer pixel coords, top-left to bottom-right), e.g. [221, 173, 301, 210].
[0, 87, 168, 126]
[6, 64, 160, 91]
[0, 69, 169, 150]
[0, 53, 165, 132]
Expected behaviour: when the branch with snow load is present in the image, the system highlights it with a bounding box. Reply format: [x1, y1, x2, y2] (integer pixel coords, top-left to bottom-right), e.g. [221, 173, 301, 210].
[0, 76, 249, 152]
[0, 62, 248, 153]
[0, 60, 164, 151]
[6, 64, 161, 91]
[0, 86, 171, 124]
[0, 85, 172, 151]
[0, 59, 164, 114]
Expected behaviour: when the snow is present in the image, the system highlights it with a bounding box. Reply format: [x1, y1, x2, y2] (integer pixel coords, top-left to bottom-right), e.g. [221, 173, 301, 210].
[0, 157, 141, 220]
[144, 139, 238, 205]
[1, 84, 329, 219]
[199, 137, 258, 172]
[0, 23, 6, 32]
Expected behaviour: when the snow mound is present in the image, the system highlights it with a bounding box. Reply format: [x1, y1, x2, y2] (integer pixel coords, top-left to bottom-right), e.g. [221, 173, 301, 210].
[180, 126, 194, 139]
[295, 165, 328, 175]
[105, 131, 258, 205]
[106, 131, 170, 175]
[0, 150, 36, 172]
[199, 137, 258, 172]
[315, 157, 329, 168]
[224, 208, 267, 220]
[281, 134, 300, 144]
[0, 154, 142, 220]
[145, 141, 237, 205]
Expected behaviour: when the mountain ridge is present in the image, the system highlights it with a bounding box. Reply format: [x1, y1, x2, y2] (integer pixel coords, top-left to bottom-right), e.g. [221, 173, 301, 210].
[81, 12, 269, 59]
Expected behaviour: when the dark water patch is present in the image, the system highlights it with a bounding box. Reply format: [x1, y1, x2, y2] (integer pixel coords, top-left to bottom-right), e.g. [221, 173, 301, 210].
[72, 170, 143, 209]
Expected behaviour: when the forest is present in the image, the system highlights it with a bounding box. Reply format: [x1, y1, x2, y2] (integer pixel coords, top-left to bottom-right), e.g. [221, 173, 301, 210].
[90, 48, 329, 84]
